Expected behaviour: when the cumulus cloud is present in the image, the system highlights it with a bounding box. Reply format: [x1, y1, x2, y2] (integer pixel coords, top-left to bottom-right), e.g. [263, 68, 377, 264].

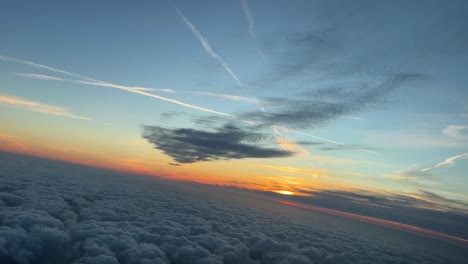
[141, 124, 293, 163]
[0, 151, 463, 264]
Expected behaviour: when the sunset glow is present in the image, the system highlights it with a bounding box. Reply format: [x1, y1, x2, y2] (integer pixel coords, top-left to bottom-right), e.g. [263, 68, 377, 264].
[276, 190, 294, 196]
[1, 2, 467, 262]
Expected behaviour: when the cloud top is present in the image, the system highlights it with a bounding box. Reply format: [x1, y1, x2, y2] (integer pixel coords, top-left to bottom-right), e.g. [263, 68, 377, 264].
[0, 151, 464, 264]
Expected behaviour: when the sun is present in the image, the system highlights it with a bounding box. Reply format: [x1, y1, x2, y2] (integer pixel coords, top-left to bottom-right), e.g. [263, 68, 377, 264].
[276, 190, 294, 196]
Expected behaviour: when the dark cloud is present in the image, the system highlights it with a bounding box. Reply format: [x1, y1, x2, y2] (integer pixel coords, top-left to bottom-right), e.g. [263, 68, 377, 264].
[244, 0, 465, 132]
[399, 169, 433, 180]
[141, 124, 293, 163]
[191, 116, 225, 128]
[320, 144, 376, 151]
[294, 141, 323, 146]
[245, 74, 423, 129]
[282, 188, 468, 239]
[1, 151, 464, 264]
[159, 111, 184, 121]
[418, 190, 468, 210]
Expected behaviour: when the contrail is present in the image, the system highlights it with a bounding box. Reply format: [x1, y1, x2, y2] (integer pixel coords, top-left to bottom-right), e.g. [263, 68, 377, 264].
[240, 0, 267, 62]
[177, 9, 245, 89]
[241, 0, 255, 39]
[290, 130, 380, 155]
[13, 73, 175, 93]
[0, 55, 99, 83]
[3, 55, 254, 123]
[194, 91, 261, 104]
[5, 55, 376, 154]
[14, 72, 251, 122]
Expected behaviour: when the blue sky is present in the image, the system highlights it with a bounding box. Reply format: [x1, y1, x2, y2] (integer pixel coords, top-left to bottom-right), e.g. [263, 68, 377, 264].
[1, 0, 467, 206]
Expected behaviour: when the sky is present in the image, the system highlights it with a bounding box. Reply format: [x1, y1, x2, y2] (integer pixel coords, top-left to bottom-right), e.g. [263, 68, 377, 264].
[1, 0, 468, 212]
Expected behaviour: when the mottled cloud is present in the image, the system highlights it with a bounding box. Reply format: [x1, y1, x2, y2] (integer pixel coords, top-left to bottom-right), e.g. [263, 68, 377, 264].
[141, 124, 293, 163]
[0, 93, 90, 120]
[244, 74, 423, 130]
[0, 152, 465, 264]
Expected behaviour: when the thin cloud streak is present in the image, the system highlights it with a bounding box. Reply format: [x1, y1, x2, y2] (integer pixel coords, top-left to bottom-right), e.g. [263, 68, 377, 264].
[7, 56, 375, 154]
[291, 130, 380, 155]
[178, 9, 245, 89]
[12, 73, 175, 93]
[0, 93, 91, 120]
[241, 0, 255, 39]
[0, 55, 99, 82]
[3, 54, 254, 123]
[13, 72, 251, 122]
[240, 0, 267, 62]
[281, 201, 468, 248]
[12, 73, 63, 81]
[194, 91, 261, 104]
[421, 153, 468, 172]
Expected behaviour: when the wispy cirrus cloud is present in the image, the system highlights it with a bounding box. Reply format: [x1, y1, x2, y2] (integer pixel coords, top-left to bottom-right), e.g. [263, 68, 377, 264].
[420, 153, 468, 172]
[178, 9, 245, 89]
[0, 93, 91, 120]
[442, 125, 468, 141]
[394, 153, 468, 181]
[12, 73, 63, 81]
[241, 0, 255, 39]
[287, 130, 380, 155]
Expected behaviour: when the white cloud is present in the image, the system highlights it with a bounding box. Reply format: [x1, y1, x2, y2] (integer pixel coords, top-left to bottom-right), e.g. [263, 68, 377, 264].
[421, 153, 468, 172]
[442, 125, 468, 141]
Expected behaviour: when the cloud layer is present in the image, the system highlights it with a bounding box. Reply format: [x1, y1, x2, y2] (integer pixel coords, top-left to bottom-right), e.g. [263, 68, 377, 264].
[1, 151, 463, 264]
[141, 124, 292, 163]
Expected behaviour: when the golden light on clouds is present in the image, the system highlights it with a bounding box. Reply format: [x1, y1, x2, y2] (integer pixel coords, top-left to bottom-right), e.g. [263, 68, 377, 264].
[276, 190, 294, 195]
